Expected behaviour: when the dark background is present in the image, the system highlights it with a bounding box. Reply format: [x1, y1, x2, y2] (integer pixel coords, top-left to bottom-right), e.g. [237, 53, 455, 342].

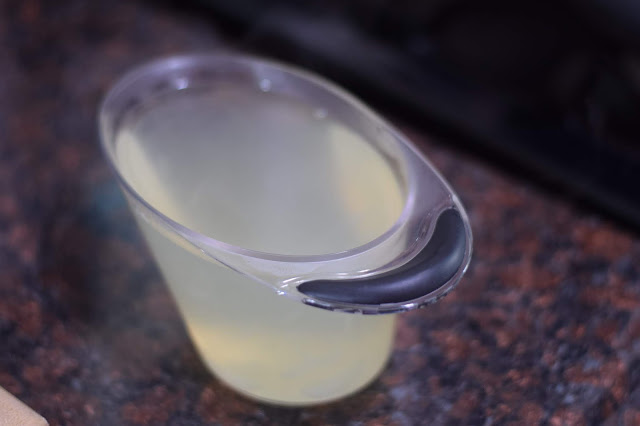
[1, 0, 640, 424]
[179, 0, 640, 229]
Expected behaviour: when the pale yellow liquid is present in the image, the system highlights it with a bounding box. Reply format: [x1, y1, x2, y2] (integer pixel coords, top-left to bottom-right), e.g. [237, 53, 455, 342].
[115, 87, 405, 404]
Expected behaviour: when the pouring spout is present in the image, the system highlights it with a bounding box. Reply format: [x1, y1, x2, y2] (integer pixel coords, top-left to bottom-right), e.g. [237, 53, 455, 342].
[297, 208, 469, 310]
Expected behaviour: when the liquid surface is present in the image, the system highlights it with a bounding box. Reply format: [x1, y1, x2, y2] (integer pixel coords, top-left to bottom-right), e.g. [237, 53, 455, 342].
[116, 87, 404, 255]
[114, 87, 402, 404]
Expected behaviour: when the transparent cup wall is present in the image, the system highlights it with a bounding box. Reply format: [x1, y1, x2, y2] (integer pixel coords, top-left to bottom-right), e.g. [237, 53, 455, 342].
[99, 54, 472, 405]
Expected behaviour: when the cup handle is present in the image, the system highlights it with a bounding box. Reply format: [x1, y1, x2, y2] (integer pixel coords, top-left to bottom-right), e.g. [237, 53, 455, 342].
[297, 208, 468, 306]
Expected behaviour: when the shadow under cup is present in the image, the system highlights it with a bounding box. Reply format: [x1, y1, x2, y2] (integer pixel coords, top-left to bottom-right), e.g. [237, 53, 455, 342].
[99, 54, 469, 405]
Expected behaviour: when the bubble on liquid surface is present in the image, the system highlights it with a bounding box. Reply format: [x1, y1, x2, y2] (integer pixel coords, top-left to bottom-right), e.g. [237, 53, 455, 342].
[313, 108, 327, 119]
[174, 77, 189, 90]
[259, 79, 272, 92]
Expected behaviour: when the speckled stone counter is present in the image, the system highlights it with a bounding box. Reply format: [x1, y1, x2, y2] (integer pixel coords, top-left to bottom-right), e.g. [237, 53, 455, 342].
[1, 0, 640, 424]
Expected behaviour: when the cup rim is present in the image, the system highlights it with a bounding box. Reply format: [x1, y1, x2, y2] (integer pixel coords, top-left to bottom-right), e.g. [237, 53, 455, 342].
[98, 52, 422, 263]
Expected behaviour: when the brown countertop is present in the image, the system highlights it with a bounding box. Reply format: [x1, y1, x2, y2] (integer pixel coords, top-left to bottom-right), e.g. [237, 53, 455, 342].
[2, 0, 640, 424]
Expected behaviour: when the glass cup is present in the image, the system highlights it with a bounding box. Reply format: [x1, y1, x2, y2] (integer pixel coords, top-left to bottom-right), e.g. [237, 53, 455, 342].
[99, 53, 472, 405]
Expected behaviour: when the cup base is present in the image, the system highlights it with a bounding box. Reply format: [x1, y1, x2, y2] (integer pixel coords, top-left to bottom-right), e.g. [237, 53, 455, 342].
[197, 345, 393, 406]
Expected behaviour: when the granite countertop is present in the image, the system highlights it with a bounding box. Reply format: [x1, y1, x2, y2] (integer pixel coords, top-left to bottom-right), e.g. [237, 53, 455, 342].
[2, 0, 640, 424]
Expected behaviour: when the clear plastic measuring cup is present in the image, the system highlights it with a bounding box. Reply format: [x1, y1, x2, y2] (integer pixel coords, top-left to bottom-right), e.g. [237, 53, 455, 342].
[99, 53, 472, 405]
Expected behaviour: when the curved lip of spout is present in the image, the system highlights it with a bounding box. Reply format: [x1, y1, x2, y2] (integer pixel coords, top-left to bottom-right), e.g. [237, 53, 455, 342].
[297, 208, 471, 314]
